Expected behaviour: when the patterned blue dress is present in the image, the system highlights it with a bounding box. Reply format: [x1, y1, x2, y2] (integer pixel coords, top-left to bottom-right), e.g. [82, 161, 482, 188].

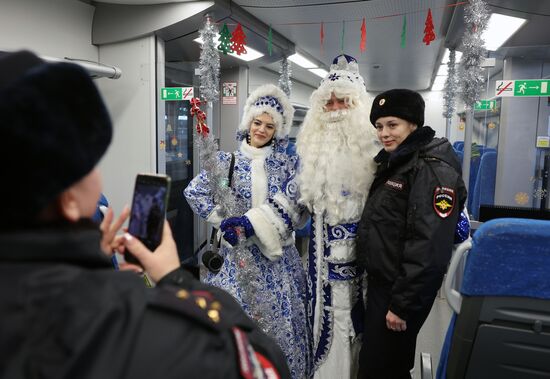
[184, 140, 311, 379]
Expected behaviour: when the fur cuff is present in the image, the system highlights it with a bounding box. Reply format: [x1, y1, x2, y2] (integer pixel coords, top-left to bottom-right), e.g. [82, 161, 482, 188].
[245, 207, 283, 261]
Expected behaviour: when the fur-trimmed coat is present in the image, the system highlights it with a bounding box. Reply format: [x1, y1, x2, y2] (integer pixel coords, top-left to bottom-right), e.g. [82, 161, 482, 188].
[184, 141, 311, 379]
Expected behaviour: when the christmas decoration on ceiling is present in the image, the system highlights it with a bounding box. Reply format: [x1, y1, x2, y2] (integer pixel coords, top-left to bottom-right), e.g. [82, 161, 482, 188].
[217, 23, 232, 55]
[423, 8, 436, 45]
[320, 22, 325, 54]
[198, 16, 220, 102]
[231, 23, 247, 56]
[360, 18, 366, 53]
[460, 0, 490, 108]
[207, 2, 467, 59]
[268, 24, 273, 56]
[400, 15, 407, 48]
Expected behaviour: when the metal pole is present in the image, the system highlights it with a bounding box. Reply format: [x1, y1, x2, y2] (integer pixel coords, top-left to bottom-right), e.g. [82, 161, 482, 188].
[541, 153, 550, 211]
[462, 109, 474, 192]
[445, 118, 451, 140]
[196, 101, 214, 250]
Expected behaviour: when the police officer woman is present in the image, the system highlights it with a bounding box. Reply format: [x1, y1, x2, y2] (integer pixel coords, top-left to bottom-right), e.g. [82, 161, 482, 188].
[356, 89, 467, 378]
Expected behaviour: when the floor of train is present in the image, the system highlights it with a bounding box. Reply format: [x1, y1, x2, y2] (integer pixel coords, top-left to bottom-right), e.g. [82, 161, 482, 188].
[413, 295, 452, 378]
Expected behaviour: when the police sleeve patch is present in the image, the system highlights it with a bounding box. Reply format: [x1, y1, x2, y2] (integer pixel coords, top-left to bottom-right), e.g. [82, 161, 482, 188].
[433, 186, 455, 218]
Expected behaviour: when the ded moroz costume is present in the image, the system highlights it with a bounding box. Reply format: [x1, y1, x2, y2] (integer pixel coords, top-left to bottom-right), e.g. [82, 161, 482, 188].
[269, 54, 380, 378]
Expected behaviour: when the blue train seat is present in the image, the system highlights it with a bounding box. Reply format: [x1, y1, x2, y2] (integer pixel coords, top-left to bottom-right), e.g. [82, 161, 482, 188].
[453, 141, 464, 152]
[434, 218, 550, 378]
[470, 150, 497, 220]
[466, 155, 481, 211]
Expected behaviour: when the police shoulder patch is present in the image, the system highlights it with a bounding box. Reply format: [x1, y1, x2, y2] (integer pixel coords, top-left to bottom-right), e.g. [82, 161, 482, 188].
[433, 186, 455, 218]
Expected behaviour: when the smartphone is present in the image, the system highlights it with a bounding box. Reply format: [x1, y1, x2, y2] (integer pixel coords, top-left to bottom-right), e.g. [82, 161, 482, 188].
[125, 174, 171, 264]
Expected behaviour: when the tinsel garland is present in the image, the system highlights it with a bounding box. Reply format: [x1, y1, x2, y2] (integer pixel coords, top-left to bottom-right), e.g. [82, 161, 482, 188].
[442, 49, 458, 119]
[198, 17, 220, 102]
[194, 133, 245, 217]
[459, 0, 490, 108]
[278, 57, 292, 97]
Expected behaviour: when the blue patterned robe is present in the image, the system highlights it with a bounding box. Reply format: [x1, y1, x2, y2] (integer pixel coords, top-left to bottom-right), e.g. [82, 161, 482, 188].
[274, 160, 371, 379]
[184, 141, 311, 379]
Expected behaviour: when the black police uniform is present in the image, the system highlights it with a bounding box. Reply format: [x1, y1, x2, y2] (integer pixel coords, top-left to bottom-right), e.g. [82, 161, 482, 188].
[356, 126, 467, 378]
[0, 225, 290, 379]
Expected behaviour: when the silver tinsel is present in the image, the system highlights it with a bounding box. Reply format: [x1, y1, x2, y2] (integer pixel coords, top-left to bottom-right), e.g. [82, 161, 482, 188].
[443, 49, 459, 119]
[195, 132, 244, 217]
[459, 0, 490, 108]
[278, 57, 292, 97]
[198, 17, 220, 102]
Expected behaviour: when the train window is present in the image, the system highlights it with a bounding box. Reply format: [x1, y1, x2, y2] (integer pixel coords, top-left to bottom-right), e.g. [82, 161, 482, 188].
[162, 63, 196, 263]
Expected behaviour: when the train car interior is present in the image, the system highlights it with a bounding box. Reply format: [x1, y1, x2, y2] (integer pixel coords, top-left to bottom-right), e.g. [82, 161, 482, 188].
[1, 0, 549, 377]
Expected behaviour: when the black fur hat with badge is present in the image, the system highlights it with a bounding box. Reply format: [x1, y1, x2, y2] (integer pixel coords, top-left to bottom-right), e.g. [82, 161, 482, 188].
[0, 50, 112, 223]
[370, 88, 425, 128]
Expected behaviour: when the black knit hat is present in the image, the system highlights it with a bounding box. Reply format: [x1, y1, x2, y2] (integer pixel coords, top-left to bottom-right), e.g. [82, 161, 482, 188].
[0, 51, 112, 222]
[369, 89, 425, 127]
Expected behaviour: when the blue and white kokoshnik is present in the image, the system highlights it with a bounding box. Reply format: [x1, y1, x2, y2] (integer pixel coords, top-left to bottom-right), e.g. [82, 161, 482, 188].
[237, 84, 294, 142]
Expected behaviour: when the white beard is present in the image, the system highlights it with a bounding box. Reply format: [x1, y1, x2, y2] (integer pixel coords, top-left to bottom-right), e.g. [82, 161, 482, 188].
[296, 104, 379, 225]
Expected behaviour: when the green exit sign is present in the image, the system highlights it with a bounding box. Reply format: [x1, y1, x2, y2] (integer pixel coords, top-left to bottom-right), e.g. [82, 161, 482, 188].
[514, 80, 549, 97]
[496, 79, 550, 97]
[161, 87, 194, 101]
[474, 100, 496, 110]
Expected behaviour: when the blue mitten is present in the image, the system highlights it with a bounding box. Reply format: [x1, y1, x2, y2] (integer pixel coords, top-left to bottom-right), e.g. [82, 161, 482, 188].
[221, 227, 239, 246]
[454, 210, 470, 244]
[220, 216, 255, 246]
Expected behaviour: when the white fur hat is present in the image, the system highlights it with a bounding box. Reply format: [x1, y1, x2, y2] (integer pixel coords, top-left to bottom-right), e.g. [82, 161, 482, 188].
[238, 84, 294, 141]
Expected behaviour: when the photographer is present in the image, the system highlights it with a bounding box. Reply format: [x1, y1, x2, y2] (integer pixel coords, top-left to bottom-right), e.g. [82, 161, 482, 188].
[0, 50, 289, 379]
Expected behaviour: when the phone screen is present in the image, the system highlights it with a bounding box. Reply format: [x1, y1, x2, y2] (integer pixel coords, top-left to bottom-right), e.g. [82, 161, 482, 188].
[127, 174, 170, 252]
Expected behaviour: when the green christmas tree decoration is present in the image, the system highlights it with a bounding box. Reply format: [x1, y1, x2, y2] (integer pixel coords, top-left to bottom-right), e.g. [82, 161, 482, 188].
[217, 23, 232, 55]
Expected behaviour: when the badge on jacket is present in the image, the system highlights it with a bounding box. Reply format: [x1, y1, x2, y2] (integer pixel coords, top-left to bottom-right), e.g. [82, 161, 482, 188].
[433, 186, 455, 218]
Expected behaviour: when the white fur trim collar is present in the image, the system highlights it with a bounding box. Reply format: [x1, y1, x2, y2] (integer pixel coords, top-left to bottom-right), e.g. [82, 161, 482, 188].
[239, 140, 272, 159]
[240, 141, 269, 207]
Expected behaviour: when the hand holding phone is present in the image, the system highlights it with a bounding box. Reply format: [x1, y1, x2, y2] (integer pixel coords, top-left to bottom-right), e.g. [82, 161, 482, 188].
[125, 174, 171, 265]
[123, 221, 181, 282]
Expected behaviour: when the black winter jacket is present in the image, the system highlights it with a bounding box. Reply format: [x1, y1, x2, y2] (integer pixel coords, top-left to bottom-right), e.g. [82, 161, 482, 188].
[357, 126, 467, 320]
[0, 224, 290, 379]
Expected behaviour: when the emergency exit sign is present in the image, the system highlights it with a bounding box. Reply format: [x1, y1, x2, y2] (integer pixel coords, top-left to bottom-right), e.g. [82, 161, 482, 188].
[474, 100, 496, 110]
[161, 87, 194, 101]
[496, 80, 550, 97]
